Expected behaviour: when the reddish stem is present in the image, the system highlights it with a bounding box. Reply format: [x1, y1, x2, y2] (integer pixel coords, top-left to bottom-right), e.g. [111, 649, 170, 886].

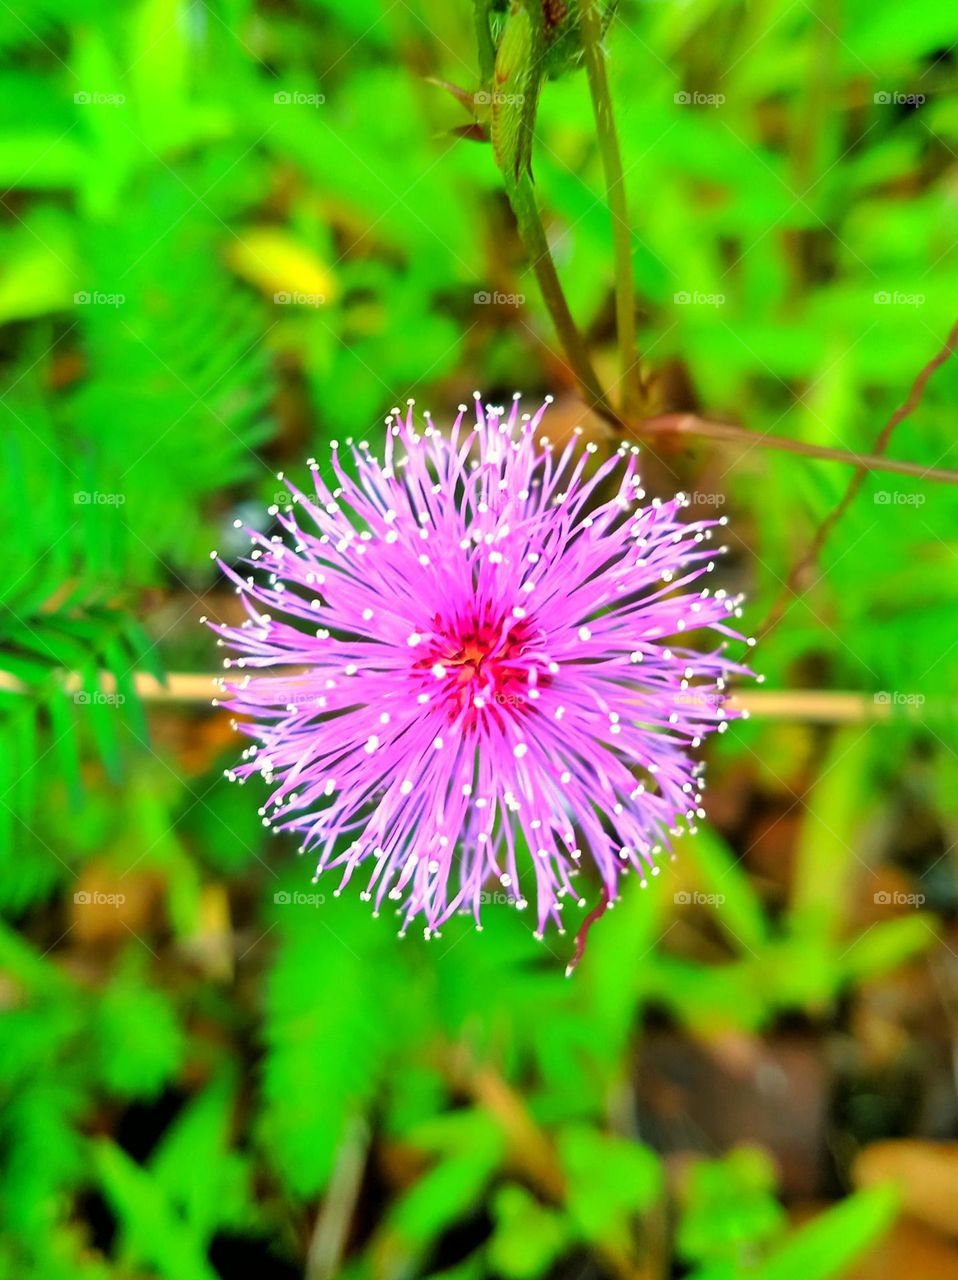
[566, 883, 613, 977]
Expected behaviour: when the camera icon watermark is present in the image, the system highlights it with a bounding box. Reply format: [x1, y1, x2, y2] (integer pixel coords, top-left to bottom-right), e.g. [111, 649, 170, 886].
[74, 291, 125, 307]
[74, 91, 126, 107]
[674, 290, 725, 307]
[274, 890, 326, 906]
[493, 692, 523, 707]
[474, 90, 525, 106]
[674, 890, 726, 906]
[74, 890, 126, 907]
[73, 691, 126, 707]
[873, 290, 925, 307]
[474, 290, 524, 307]
[273, 91, 325, 107]
[689, 491, 727, 508]
[74, 491, 126, 506]
[873, 491, 925, 506]
[874, 890, 925, 907]
[273, 291, 325, 307]
[874, 91, 925, 107]
[674, 91, 725, 107]
[874, 690, 925, 708]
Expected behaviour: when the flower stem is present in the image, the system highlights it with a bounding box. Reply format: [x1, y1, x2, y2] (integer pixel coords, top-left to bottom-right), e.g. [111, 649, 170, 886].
[506, 172, 612, 417]
[504, 173, 958, 486]
[633, 411, 958, 483]
[472, 0, 496, 82]
[579, 0, 644, 415]
[757, 316, 958, 638]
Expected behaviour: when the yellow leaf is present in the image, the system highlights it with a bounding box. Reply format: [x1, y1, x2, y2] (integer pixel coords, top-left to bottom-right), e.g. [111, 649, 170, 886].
[226, 228, 336, 305]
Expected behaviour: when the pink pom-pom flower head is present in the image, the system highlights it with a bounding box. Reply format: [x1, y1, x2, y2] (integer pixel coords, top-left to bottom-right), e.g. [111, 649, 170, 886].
[209, 395, 750, 943]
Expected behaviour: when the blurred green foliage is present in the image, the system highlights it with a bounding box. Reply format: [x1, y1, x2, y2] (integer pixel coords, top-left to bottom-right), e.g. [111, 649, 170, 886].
[1, 0, 957, 1276]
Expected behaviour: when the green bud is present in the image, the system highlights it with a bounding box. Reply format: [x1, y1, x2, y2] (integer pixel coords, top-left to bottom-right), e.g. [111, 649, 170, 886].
[491, 3, 542, 183]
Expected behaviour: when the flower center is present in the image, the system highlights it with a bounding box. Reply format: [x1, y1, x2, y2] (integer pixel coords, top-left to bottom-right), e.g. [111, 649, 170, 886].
[415, 609, 546, 728]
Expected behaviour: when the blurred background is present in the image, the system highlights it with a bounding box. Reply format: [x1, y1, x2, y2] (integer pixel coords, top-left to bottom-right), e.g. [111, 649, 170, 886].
[2, 0, 958, 1276]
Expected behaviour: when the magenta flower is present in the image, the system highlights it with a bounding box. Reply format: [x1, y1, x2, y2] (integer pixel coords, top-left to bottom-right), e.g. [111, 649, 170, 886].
[210, 395, 750, 942]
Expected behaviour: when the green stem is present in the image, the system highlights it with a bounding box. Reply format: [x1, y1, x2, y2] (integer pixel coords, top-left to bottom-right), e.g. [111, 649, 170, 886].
[506, 172, 612, 416]
[579, 0, 644, 415]
[472, 0, 496, 82]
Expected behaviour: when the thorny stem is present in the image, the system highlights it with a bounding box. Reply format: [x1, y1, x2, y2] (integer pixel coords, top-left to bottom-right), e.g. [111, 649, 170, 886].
[505, 172, 613, 417]
[490, 23, 958, 489]
[501, 170, 949, 487]
[579, 0, 645, 415]
[472, 0, 497, 82]
[502, 183, 958, 483]
[631, 411, 958, 485]
[758, 316, 958, 639]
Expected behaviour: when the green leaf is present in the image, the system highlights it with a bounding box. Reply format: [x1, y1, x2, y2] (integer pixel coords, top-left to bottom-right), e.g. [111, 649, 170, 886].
[92, 965, 184, 1099]
[392, 1149, 499, 1248]
[788, 730, 875, 942]
[149, 1072, 257, 1244]
[673, 826, 770, 954]
[752, 1183, 898, 1280]
[259, 893, 411, 1198]
[488, 1184, 570, 1280]
[678, 1148, 787, 1268]
[840, 914, 936, 983]
[92, 1140, 221, 1280]
[558, 1125, 662, 1248]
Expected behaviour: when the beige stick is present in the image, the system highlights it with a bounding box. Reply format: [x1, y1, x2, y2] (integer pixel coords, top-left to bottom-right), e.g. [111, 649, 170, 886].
[0, 670, 925, 723]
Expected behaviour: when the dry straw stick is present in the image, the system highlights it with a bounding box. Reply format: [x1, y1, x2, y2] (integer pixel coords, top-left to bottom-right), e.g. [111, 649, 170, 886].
[0, 669, 928, 724]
